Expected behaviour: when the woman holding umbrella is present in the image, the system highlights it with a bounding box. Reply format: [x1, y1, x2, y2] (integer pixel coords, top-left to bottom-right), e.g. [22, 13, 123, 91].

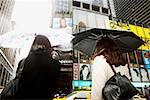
[91, 37, 130, 100]
[16, 35, 61, 99]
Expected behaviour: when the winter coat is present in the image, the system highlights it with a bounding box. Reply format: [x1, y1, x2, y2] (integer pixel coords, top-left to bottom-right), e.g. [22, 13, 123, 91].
[17, 48, 60, 99]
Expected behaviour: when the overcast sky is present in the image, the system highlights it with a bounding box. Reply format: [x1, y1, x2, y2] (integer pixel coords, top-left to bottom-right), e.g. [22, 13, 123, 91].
[12, 0, 52, 31]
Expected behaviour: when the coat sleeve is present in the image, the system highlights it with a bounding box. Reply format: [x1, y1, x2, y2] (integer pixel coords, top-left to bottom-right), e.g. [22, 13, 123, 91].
[91, 56, 110, 100]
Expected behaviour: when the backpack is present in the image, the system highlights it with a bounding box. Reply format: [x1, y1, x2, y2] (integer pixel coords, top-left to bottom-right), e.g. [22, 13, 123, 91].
[0, 59, 25, 99]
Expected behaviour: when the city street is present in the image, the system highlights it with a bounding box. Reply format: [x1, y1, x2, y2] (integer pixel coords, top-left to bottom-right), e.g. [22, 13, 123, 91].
[0, 0, 149, 99]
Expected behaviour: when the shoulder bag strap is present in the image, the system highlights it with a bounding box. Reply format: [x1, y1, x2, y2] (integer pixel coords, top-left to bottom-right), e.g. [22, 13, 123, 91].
[110, 65, 117, 75]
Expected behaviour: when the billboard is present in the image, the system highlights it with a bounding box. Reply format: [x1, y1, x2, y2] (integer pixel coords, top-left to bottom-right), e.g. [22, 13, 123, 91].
[79, 64, 91, 80]
[51, 17, 73, 56]
[73, 9, 110, 33]
[52, 18, 72, 29]
[73, 63, 92, 90]
[52, 17, 72, 34]
[108, 20, 150, 50]
[73, 63, 92, 81]
[73, 80, 92, 90]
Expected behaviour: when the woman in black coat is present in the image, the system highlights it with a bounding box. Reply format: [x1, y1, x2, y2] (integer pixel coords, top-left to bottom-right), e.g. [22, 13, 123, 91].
[17, 35, 60, 99]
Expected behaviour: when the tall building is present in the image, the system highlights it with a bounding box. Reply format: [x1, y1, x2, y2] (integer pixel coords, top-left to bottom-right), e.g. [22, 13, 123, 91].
[0, 0, 15, 35]
[0, 0, 15, 91]
[112, 0, 150, 28]
[51, 0, 72, 18]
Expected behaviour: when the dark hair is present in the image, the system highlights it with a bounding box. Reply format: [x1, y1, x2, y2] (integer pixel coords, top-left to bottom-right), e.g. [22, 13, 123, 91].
[29, 35, 53, 57]
[94, 37, 126, 67]
[80, 65, 90, 80]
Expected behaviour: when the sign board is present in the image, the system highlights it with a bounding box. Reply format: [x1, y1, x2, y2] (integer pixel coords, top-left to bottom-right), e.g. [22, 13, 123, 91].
[73, 63, 79, 80]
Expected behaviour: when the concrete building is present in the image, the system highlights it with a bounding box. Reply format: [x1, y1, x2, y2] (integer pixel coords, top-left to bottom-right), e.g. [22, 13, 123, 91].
[51, 0, 72, 18]
[0, 0, 15, 91]
[0, 0, 15, 35]
[112, 0, 150, 28]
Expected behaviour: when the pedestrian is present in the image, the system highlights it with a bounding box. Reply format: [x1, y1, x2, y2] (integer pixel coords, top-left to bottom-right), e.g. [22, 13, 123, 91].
[91, 37, 130, 100]
[80, 64, 91, 80]
[16, 35, 61, 99]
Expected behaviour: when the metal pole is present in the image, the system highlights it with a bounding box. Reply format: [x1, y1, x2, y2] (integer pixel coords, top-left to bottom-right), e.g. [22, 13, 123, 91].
[126, 53, 132, 81]
[126, 21, 132, 80]
[134, 51, 142, 81]
[134, 21, 142, 82]
[77, 50, 80, 87]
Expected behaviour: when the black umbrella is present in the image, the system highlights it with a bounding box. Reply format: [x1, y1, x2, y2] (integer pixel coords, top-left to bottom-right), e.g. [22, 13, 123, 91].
[72, 28, 145, 56]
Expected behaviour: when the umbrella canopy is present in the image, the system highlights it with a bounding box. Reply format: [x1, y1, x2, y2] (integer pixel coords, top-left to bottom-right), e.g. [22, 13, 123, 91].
[0, 28, 74, 51]
[73, 28, 145, 56]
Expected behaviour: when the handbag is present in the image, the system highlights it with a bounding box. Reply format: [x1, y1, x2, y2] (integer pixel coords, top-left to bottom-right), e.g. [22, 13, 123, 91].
[0, 59, 25, 99]
[102, 65, 139, 100]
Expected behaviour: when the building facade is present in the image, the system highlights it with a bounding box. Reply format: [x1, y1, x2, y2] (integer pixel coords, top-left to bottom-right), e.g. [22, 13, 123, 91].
[0, 0, 15, 92]
[112, 0, 150, 28]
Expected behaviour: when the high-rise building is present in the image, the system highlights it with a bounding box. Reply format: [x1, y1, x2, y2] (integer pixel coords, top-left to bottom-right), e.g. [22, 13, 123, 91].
[112, 0, 150, 28]
[0, 0, 15, 91]
[0, 0, 15, 35]
[51, 0, 72, 18]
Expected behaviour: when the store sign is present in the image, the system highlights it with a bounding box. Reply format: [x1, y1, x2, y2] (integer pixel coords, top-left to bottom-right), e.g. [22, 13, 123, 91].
[73, 63, 79, 80]
[109, 20, 150, 50]
[60, 60, 73, 64]
[73, 80, 92, 90]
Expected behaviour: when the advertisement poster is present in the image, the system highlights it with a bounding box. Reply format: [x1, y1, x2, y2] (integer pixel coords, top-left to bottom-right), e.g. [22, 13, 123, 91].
[52, 17, 73, 53]
[52, 18, 72, 32]
[142, 50, 150, 69]
[79, 64, 91, 80]
[130, 68, 141, 82]
[130, 67, 149, 82]
[140, 67, 149, 82]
